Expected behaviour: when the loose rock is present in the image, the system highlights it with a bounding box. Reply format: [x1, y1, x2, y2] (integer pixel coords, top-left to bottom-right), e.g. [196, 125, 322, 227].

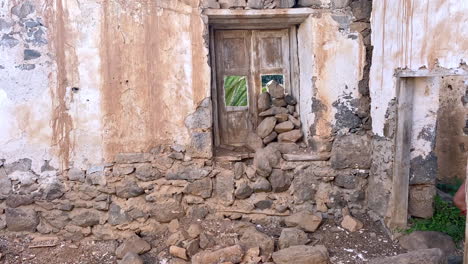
[252, 177, 272, 192]
[399, 231, 456, 255]
[279, 228, 309, 249]
[369, 248, 446, 264]
[5, 208, 39, 232]
[192, 245, 244, 264]
[258, 92, 271, 112]
[257, 117, 277, 138]
[272, 245, 329, 264]
[272, 98, 287, 107]
[235, 182, 253, 199]
[116, 236, 151, 259]
[269, 169, 291, 192]
[187, 223, 202, 238]
[247, 132, 264, 151]
[284, 211, 322, 232]
[275, 121, 294, 133]
[259, 107, 289, 117]
[118, 252, 144, 264]
[70, 209, 100, 227]
[170, 246, 188, 260]
[267, 80, 285, 99]
[278, 129, 303, 143]
[116, 181, 144, 199]
[240, 228, 274, 259]
[263, 132, 278, 144]
[284, 94, 297, 105]
[341, 215, 363, 232]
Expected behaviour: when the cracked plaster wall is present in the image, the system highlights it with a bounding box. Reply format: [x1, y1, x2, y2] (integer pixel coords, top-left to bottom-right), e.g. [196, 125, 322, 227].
[0, 0, 210, 173]
[0, 0, 368, 175]
[298, 11, 366, 145]
[368, 0, 468, 218]
[370, 0, 468, 137]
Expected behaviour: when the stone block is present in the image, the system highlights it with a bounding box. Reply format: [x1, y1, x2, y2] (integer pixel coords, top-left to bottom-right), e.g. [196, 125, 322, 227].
[279, 228, 308, 249]
[239, 227, 274, 259]
[284, 211, 322, 232]
[215, 171, 235, 206]
[108, 203, 131, 226]
[114, 153, 152, 164]
[267, 80, 285, 99]
[5, 194, 34, 208]
[11, 2, 35, 18]
[184, 177, 213, 199]
[118, 252, 144, 264]
[331, 134, 372, 169]
[70, 209, 100, 227]
[116, 181, 144, 198]
[257, 117, 277, 138]
[341, 215, 363, 232]
[234, 181, 253, 199]
[192, 245, 243, 264]
[258, 92, 271, 112]
[5, 208, 38, 232]
[116, 236, 151, 259]
[219, 0, 247, 8]
[399, 231, 456, 256]
[297, 0, 322, 7]
[369, 248, 446, 264]
[188, 131, 213, 159]
[408, 184, 436, 219]
[272, 245, 329, 264]
[275, 121, 294, 133]
[150, 200, 185, 223]
[68, 168, 85, 182]
[269, 169, 291, 192]
[135, 163, 160, 181]
[166, 165, 211, 181]
[278, 129, 303, 143]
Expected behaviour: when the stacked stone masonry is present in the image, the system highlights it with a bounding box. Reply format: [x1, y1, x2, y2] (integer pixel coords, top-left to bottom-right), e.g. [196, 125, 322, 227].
[0, 135, 371, 237]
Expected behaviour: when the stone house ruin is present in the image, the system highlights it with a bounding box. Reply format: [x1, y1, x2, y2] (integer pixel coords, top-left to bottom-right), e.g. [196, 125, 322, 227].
[0, 0, 467, 262]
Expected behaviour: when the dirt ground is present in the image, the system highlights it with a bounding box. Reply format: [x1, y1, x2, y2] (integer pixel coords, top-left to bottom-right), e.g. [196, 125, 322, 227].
[0, 215, 416, 264]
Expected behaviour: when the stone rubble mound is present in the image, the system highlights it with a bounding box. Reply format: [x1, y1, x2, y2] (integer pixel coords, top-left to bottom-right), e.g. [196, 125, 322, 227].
[256, 80, 303, 145]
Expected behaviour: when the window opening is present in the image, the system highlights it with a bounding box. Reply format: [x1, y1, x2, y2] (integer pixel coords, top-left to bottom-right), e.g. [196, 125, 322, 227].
[261, 74, 284, 93]
[224, 75, 248, 107]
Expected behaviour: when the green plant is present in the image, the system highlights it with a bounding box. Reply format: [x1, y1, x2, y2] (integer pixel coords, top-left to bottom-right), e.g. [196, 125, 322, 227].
[224, 76, 248, 107]
[437, 179, 463, 196]
[406, 195, 466, 242]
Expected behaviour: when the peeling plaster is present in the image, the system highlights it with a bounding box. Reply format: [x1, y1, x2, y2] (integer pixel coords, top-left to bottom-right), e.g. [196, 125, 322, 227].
[370, 0, 468, 136]
[298, 12, 365, 141]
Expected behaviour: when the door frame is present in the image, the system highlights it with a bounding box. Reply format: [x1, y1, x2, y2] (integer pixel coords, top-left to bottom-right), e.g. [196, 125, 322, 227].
[209, 26, 300, 149]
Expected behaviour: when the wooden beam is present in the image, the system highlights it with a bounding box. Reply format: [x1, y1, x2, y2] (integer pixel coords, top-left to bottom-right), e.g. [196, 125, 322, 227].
[395, 68, 468, 78]
[204, 8, 315, 29]
[387, 78, 414, 230]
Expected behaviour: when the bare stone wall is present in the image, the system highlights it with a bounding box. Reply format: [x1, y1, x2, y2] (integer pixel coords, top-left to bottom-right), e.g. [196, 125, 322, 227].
[435, 76, 468, 184]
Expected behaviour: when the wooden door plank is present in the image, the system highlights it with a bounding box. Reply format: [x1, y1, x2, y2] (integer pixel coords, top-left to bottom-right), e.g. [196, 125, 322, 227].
[387, 78, 414, 229]
[215, 30, 251, 146]
[210, 27, 221, 147]
[290, 26, 300, 103]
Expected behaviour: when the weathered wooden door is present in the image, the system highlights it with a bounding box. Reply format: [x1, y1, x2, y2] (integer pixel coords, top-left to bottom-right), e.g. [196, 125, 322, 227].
[214, 29, 291, 148]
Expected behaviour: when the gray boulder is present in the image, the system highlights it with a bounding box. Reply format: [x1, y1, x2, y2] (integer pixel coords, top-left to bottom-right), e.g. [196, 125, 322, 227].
[272, 245, 329, 264]
[5, 208, 39, 232]
[370, 248, 447, 264]
[399, 231, 456, 255]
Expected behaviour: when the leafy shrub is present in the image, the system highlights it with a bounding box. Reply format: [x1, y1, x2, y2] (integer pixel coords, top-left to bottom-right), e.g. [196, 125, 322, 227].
[406, 195, 465, 242]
